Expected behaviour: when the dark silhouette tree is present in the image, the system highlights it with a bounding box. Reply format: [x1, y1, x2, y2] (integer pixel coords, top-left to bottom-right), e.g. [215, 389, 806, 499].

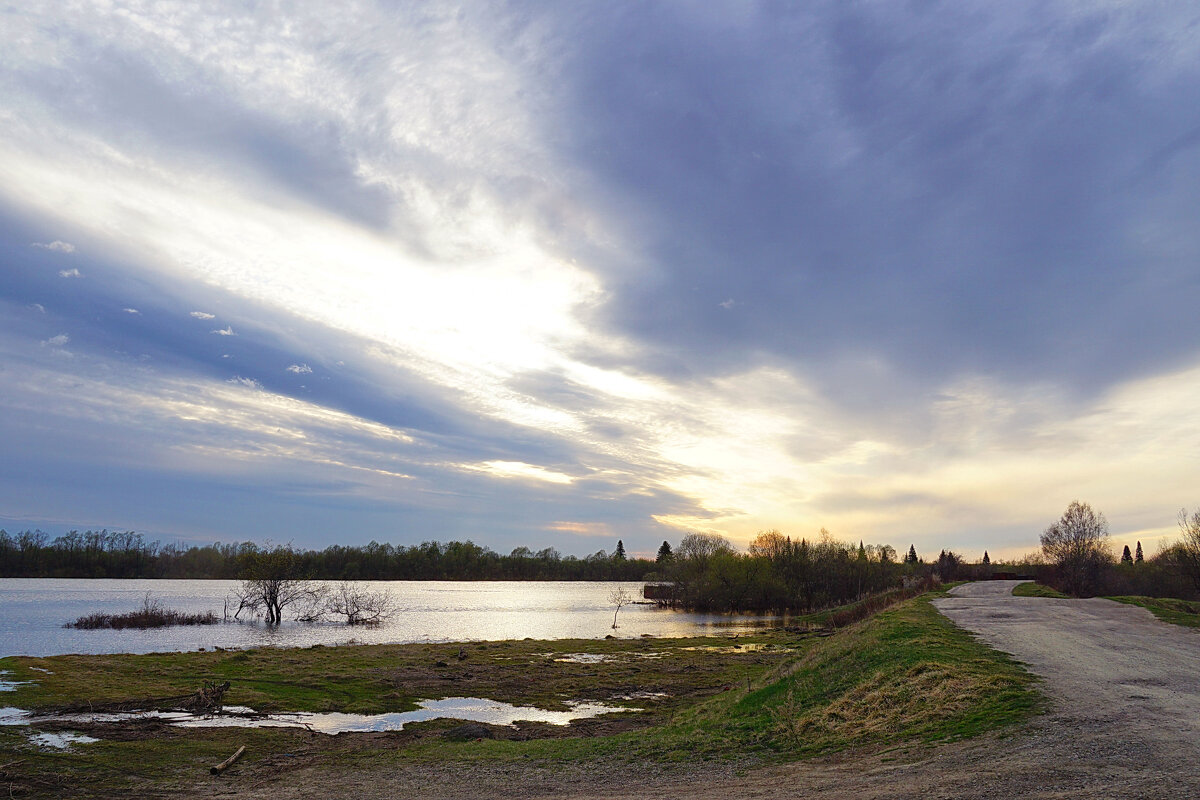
[905, 544, 919, 564]
[982, 551, 990, 565]
[1136, 541, 1144, 563]
[1121, 544, 1133, 563]
[655, 541, 673, 563]
[613, 540, 627, 561]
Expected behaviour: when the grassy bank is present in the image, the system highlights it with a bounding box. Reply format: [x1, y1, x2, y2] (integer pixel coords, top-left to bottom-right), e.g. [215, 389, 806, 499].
[0, 591, 1043, 796]
[1106, 595, 1200, 628]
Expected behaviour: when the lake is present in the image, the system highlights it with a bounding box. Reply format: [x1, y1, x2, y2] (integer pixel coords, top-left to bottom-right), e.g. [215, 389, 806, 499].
[0, 579, 775, 657]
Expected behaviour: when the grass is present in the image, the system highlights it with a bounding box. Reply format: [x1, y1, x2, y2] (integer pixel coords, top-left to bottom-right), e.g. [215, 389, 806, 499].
[1106, 595, 1200, 628]
[0, 591, 1045, 795]
[1011, 582, 1068, 598]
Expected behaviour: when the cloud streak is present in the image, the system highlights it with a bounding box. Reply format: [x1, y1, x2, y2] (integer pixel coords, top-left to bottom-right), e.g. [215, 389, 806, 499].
[0, 2, 1198, 556]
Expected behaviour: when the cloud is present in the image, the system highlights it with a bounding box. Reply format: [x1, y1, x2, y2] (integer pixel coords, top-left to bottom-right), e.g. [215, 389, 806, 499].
[42, 333, 69, 346]
[31, 240, 75, 253]
[468, 460, 574, 485]
[286, 363, 312, 374]
[57, 268, 82, 278]
[28, 303, 45, 313]
[226, 376, 261, 390]
[122, 308, 140, 314]
[190, 311, 216, 320]
[212, 326, 236, 336]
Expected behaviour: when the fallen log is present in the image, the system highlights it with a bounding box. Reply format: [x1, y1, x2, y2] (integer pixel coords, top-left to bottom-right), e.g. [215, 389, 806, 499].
[210, 745, 246, 775]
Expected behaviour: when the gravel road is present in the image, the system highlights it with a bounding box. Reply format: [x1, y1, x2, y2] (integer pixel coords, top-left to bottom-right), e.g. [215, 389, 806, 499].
[221, 582, 1200, 799]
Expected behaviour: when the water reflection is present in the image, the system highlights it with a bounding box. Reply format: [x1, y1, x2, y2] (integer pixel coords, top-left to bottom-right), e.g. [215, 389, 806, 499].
[0, 697, 639, 734]
[0, 579, 781, 657]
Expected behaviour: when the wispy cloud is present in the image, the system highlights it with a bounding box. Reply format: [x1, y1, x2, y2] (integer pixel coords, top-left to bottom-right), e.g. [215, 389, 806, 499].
[212, 326, 236, 336]
[57, 268, 82, 278]
[122, 308, 140, 314]
[468, 460, 574, 485]
[286, 363, 312, 374]
[31, 240, 75, 253]
[226, 376, 261, 390]
[42, 333, 69, 346]
[190, 311, 216, 320]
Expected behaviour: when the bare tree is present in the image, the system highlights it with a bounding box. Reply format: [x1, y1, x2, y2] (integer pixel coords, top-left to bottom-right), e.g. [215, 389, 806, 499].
[230, 544, 322, 624]
[1174, 508, 1200, 593]
[326, 581, 396, 625]
[608, 586, 631, 629]
[1041, 501, 1112, 596]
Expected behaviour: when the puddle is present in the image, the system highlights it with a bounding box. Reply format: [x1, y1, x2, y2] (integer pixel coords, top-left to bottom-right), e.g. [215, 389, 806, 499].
[30, 731, 98, 749]
[612, 691, 669, 701]
[679, 643, 791, 654]
[549, 653, 614, 664]
[0, 671, 32, 691]
[0, 707, 30, 724]
[0, 697, 638, 734]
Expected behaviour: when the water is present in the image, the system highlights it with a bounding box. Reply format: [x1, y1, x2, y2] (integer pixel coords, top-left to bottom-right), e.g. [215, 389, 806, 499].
[0, 579, 775, 657]
[0, 697, 636, 734]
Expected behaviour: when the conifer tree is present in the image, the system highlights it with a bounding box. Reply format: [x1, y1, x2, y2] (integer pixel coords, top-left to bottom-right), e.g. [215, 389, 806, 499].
[1121, 544, 1133, 563]
[906, 544, 918, 564]
[655, 540, 672, 563]
[613, 540, 627, 561]
[1135, 541, 1144, 563]
[982, 551, 990, 565]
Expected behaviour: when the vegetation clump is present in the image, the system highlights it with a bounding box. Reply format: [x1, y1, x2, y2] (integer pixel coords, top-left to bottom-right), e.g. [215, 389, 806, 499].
[67, 593, 218, 630]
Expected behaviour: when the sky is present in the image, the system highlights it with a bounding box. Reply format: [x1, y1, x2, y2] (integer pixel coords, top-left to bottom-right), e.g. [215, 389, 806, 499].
[2, 1, 1199, 560]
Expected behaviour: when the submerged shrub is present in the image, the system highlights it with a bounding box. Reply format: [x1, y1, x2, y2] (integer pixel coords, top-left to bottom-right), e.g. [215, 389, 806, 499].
[67, 593, 219, 629]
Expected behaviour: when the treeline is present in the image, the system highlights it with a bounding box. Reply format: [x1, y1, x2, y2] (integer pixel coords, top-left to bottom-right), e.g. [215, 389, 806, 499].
[650, 530, 937, 613]
[0, 529, 652, 581]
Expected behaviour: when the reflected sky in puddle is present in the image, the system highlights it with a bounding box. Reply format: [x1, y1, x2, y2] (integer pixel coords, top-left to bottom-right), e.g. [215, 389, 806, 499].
[0, 671, 32, 691]
[30, 731, 98, 749]
[0, 697, 638, 734]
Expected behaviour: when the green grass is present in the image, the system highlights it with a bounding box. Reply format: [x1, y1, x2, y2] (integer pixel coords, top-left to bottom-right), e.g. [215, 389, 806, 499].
[1011, 582, 1068, 598]
[0, 593, 1046, 794]
[1106, 595, 1200, 627]
[397, 594, 1043, 765]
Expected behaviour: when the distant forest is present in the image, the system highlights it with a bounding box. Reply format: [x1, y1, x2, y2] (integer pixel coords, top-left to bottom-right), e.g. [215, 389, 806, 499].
[0, 528, 654, 581]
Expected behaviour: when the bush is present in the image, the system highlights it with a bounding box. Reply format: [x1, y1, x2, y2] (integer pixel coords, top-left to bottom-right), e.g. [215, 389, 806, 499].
[67, 593, 219, 629]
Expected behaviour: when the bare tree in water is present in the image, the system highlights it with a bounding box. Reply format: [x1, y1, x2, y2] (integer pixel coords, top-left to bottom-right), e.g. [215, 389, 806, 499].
[231, 544, 322, 624]
[609, 586, 631, 628]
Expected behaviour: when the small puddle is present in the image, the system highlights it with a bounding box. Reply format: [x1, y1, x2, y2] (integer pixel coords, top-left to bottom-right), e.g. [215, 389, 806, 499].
[0, 697, 638, 734]
[30, 731, 98, 749]
[0, 671, 32, 691]
[549, 653, 613, 664]
[679, 643, 790, 654]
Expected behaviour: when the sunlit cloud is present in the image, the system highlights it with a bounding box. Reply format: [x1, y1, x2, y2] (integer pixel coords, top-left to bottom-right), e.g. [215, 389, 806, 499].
[122, 308, 140, 314]
[469, 461, 575, 485]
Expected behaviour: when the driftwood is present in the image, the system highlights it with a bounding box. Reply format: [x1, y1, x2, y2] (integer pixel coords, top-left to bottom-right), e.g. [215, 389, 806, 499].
[181, 681, 231, 712]
[210, 745, 246, 775]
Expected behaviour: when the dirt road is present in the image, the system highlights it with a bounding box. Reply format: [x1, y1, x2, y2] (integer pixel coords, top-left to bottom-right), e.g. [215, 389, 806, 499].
[230, 583, 1200, 799]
